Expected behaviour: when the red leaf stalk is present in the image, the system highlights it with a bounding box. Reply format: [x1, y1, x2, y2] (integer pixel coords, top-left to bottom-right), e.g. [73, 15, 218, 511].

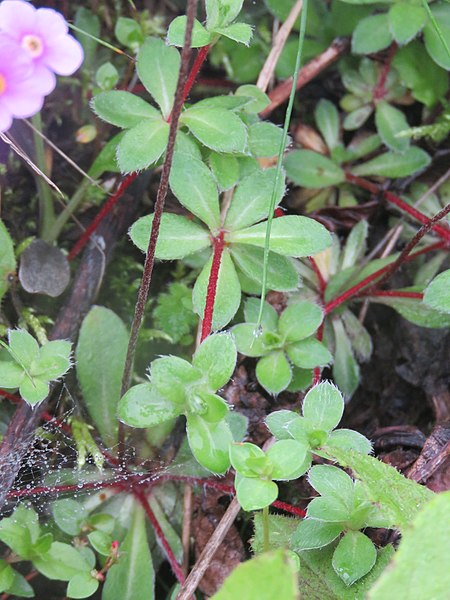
[373, 42, 398, 102]
[313, 322, 324, 386]
[308, 256, 327, 297]
[362, 290, 424, 299]
[200, 231, 225, 342]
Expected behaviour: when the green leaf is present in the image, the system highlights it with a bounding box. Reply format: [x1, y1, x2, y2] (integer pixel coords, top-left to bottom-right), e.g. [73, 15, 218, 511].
[423, 269, 450, 314]
[88, 132, 123, 178]
[8, 329, 39, 368]
[323, 447, 434, 530]
[170, 153, 220, 230]
[351, 147, 431, 178]
[284, 150, 345, 189]
[225, 167, 285, 230]
[244, 298, 278, 330]
[370, 491, 450, 600]
[192, 333, 237, 390]
[333, 532, 376, 586]
[118, 383, 180, 428]
[52, 499, 86, 536]
[209, 152, 240, 190]
[151, 356, 199, 404]
[375, 101, 410, 153]
[91, 91, 160, 129]
[0, 220, 15, 304]
[193, 249, 241, 330]
[308, 464, 355, 502]
[252, 513, 300, 554]
[33, 542, 91, 581]
[0, 358, 24, 388]
[343, 105, 373, 131]
[187, 414, 232, 473]
[0, 505, 37, 559]
[87, 530, 112, 556]
[248, 122, 285, 157]
[115, 16, 144, 52]
[327, 429, 372, 455]
[0, 561, 15, 594]
[292, 520, 343, 551]
[228, 215, 332, 257]
[423, 2, 450, 70]
[211, 549, 298, 600]
[130, 213, 210, 259]
[256, 351, 292, 395]
[266, 410, 300, 440]
[153, 281, 197, 345]
[67, 573, 99, 599]
[315, 100, 340, 151]
[213, 22, 253, 45]
[230, 442, 267, 476]
[388, 3, 427, 45]
[76, 307, 128, 446]
[4, 569, 34, 598]
[19, 376, 49, 405]
[286, 338, 332, 369]
[279, 302, 323, 343]
[117, 118, 169, 173]
[180, 107, 247, 153]
[307, 495, 351, 523]
[206, 0, 244, 29]
[352, 14, 393, 54]
[302, 381, 344, 432]
[96, 62, 119, 91]
[232, 323, 270, 357]
[235, 476, 279, 511]
[33, 340, 72, 380]
[235, 84, 270, 113]
[167, 16, 212, 47]
[267, 439, 308, 480]
[332, 317, 360, 398]
[137, 37, 180, 118]
[231, 245, 299, 292]
[371, 294, 450, 328]
[102, 504, 154, 600]
[341, 221, 368, 270]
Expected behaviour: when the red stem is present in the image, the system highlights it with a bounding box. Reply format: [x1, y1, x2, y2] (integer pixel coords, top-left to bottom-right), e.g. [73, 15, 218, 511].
[362, 290, 423, 299]
[308, 257, 327, 297]
[200, 231, 225, 342]
[373, 42, 398, 102]
[133, 486, 186, 584]
[313, 322, 324, 386]
[68, 173, 138, 261]
[345, 173, 450, 242]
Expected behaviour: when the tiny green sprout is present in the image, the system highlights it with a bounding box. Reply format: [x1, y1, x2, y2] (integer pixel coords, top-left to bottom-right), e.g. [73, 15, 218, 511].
[266, 381, 372, 471]
[0, 329, 72, 406]
[232, 298, 332, 394]
[291, 464, 391, 586]
[118, 333, 237, 474]
[230, 440, 309, 511]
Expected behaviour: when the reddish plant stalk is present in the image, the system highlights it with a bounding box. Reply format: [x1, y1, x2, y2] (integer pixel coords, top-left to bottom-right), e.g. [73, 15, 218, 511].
[313, 322, 324, 386]
[308, 256, 327, 297]
[373, 42, 398, 102]
[362, 290, 424, 299]
[345, 173, 450, 242]
[68, 172, 138, 261]
[200, 231, 226, 342]
[133, 486, 186, 584]
[169, 44, 211, 122]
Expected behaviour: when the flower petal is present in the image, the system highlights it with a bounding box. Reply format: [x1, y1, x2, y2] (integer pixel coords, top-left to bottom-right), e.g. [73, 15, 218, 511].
[43, 33, 84, 75]
[2, 87, 44, 119]
[31, 63, 56, 95]
[35, 7, 68, 37]
[0, 104, 13, 133]
[0, 0, 37, 41]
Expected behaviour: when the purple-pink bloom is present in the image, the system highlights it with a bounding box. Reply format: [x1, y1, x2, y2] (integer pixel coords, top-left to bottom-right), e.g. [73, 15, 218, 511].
[0, 35, 45, 133]
[0, 0, 84, 96]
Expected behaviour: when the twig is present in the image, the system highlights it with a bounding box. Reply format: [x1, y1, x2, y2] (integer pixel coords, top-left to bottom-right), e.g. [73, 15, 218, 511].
[181, 484, 193, 575]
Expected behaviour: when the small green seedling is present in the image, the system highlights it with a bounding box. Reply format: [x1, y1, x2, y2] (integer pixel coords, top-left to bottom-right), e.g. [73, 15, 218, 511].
[118, 333, 237, 473]
[0, 329, 72, 405]
[292, 464, 390, 586]
[232, 298, 332, 394]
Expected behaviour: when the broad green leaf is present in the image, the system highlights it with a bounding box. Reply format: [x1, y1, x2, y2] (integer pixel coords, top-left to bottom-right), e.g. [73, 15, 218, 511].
[115, 17, 144, 52]
[206, 0, 244, 29]
[351, 147, 431, 178]
[0, 505, 37, 559]
[75, 7, 99, 68]
[96, 62, 119, 91]
[225, 167, 285, 230]
[117, 118, 169, 173]
[181, 107, 247, 153]
[0, 220, 15, 304]
[0, 358, 24, 388]
[19, 376, 49, 405]
[308, 465, 355, 502]
[193, 249, 241, 330]
[244, 298, 278, 331]
[341, 309, 372, 362]
[67, 573, 99, 599]
[332, 317, 360, 398]
[423, 2, 450, 70]
[87, 530, 112, 556]
[315, 100, 340, 151]
[284, 150, 345, 189]
[343, 105, 373, 131]
[198, 392, 229, 423]
[252, 513, 300, 554]
[292, 520, 343, 551]
[352, 14, 393, 54]
[175, 131, 202, 159]
[231, 245, 299, 292]
[34, 542, 91, 581]
[235, 476, 279, 511]
[0, 561, 15, 595]
[369, 491, 450, 600]
[248, 122, 285, 157]
[130, 213, 210, 259]
[169, 153, 220, 230]
[333, 532, 376, 586]
[76, 306, 128, 446]
[323, 447, 434, 530]
[8, 329, 39, 368]
[371, 294, 450, 328]
[3, 569, 34, 598]
[235, 84, 270, 113]
[33, 340, 72, 380]
[214, 22, 253, 45]
[286, 338, 332, 369]
[341, 221, 368, 270]
[302, 381, 344, 432]
[327, 429, 372, 455]
[230, 442, 267, 476]
[167, 16, 212, 47]
[137, 37, 180, 118]
[307, 496, 351, 523]
[393, 41, 448, 108]
[91, 91, 160, 128]
[88, 132, 123, 178]
[279, 302, 323, 343]
[52, 499, 86, 536]
[231, 323, 271, 357]
[211, 549, 298, 600]
[423, 269, 450, 314]
[192, 333, 237, 390]
[388, 3, 427, 45]
[266, 410, 301, 440]
[118, 383, 180, 428]
[228, 215, 332, 257]
[186, 414, 232, 473]
[102, 504, 154, 600]
[256, 351, 292, 394]
[375, 101, 410, 153]
[267, 439, 308, 480]
[209, 152, 240, 190]
[151, 356, 199, 404]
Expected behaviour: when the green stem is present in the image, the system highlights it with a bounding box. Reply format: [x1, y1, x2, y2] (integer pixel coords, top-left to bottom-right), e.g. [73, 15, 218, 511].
[31, 113, 55, 241]
[46, 178, 93, 243]
[262, 505, 270, 552]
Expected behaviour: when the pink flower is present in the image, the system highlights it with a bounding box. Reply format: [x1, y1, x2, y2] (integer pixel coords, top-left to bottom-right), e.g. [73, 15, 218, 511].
[0, 0, 84, 96]
[0, 36, 45, 133]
